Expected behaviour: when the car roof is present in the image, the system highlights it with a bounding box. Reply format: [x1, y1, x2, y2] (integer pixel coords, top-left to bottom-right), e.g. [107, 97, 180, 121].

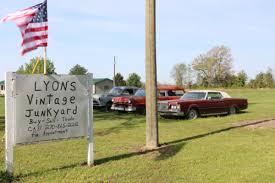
[188, 90, 223, 93]
[157, 85, 185, 91]
[114, 86, 139, 89]
[187, 90, 231, 98]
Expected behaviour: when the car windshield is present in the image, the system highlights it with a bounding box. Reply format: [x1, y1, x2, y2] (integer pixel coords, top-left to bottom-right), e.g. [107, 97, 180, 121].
[109, 87, 123, 95]
[181, 92, 206, 100]
[135, 89, 145, 97]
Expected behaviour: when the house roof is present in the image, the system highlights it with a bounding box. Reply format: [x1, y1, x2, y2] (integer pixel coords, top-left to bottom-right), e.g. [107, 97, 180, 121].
[93, 78, 112, 85]
[0, 81, 4, 85]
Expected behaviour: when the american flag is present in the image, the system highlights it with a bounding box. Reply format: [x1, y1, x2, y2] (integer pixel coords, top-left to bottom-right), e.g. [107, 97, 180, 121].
[0, 1, 48, 55]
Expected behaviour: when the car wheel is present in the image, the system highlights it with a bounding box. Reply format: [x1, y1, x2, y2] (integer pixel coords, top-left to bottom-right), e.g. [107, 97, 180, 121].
[105, 102, 112, 112]
[187, 109, 198, 120]
[229, 106, 237, 115]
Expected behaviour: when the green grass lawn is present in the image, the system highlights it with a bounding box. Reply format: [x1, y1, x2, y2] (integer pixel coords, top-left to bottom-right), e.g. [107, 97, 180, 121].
[1, 89, 275, 182]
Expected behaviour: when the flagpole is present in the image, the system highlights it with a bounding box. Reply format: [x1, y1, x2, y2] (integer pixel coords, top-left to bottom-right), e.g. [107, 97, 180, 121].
[44, 47, 47, 74]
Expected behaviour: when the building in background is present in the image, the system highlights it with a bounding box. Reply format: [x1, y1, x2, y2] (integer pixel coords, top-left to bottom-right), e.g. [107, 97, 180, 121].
[0, 81, 4, 96]
[92, 78, 113, 94]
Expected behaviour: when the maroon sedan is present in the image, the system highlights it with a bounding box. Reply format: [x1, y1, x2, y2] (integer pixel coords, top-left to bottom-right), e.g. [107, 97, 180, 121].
[158, 90, 248, 120]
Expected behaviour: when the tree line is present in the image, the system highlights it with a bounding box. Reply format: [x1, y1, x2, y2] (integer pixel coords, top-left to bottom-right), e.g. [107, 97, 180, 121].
[16, 59, 143, 87]
[17, 48, 275, 89]
[170, 45, 275, 89]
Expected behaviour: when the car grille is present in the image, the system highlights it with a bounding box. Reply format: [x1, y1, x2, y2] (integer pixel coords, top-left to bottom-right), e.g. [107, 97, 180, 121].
[158, 103, 169, 111]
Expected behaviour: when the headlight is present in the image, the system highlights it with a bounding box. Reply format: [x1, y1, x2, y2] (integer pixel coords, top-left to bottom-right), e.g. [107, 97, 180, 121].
[171, 105, 177, 110]
[170, 104, 181, 111]
[128, 100, 132, 104]
[112, 98, 114, 102]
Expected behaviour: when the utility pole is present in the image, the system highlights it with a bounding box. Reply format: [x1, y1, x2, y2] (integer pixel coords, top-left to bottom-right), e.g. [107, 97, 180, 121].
[145, 0, 158, 149]
[113, 56, 116, 87]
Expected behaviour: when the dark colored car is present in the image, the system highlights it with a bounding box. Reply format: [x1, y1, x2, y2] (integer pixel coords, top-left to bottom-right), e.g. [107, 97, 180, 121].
[93, 86, 139, 111]
[111, 86, 185, 113]
[158, 90, 248, 120]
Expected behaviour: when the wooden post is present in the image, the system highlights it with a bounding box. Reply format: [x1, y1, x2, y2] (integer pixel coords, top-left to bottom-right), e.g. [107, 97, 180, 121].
[145, 0, 158, 149]
[87, 73, 94, 166]
[5, 72, 15, 176]
[44, 47, 47, 75]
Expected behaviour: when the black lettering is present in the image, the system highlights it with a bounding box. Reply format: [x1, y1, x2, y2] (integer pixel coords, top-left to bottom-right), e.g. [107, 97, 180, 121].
[25, 109, 33, 117]
[44, 81, 50, 91]
[62, 97, 68, 105]
[52, 81, 59, 91]
[54, 98, 60, 105]
[53, 109, 59, 118]
[73, 106, 78, 115]
[27, 94, 34, 105]
[61, 81, 69, 91]
[47, 108, 52, 116]
[47, 94, 54, 104]
[29, 119, 34, 124]
[70, 96, 76, 104]
[34, 111, 39, 117]
[40, 98, 46, 105]
[41, 110, 46, 117]
[70, 82, 76, 91]
[34, 82, 42, 91]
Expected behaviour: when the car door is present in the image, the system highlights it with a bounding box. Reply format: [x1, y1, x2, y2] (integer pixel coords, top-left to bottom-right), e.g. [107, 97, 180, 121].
[205, 92, 225, 114]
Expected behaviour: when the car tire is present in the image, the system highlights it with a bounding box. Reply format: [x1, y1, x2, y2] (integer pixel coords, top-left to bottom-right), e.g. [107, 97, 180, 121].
[187, 109, 198, 120]
[105, 102, 112, 112]
[229, 106, 237, 115]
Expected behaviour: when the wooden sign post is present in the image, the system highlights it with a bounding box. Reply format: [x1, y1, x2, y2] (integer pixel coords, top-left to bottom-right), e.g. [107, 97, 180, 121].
[5, 73, 94, 175]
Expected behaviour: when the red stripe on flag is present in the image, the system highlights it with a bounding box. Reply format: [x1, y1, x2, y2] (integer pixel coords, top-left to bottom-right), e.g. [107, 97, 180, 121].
[25, 26, 48, 33]
[22, 35, 48, 45]
[21, 42, 47, 55]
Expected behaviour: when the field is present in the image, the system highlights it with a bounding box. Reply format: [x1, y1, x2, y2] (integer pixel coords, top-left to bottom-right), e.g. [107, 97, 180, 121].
[0, 89, 275, 182]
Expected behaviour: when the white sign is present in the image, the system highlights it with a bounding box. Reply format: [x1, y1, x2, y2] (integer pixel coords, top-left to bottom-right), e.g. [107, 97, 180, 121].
[5, 73, 94, 175]
[14, 74, 89, 144]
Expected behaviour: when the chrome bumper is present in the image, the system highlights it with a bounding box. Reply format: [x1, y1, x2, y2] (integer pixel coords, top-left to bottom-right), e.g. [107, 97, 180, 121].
[111, 105, 137, 112]
[159, 111, 185, 116]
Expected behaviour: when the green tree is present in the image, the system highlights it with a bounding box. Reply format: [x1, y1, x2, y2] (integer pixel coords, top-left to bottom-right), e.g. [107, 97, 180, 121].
[17, 57, 56, 74]
[233, 70, 248, 87]
[114, 73, 126, 86]
[69, 64, 88, 75]
[263, 68, 274, 88]
[248, 79, 257, 88]
[192, 45, 233, 87]
[249, 68, 274, 88]
[255, 72, 265, 88]
[126, 73, 142, 87]
[170, 63, 189, 87]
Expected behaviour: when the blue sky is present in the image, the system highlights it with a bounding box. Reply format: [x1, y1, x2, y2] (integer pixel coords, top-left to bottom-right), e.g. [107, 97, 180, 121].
[0, 0, 275, 83]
